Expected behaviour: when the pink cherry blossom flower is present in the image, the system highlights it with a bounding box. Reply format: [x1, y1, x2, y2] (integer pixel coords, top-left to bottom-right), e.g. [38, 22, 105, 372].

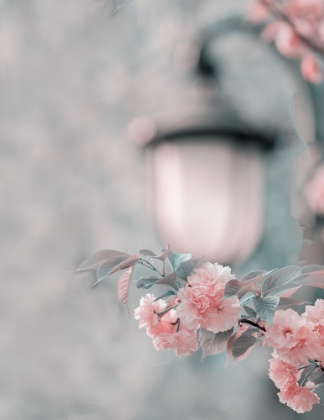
[134, 293, 175, 337]
[246, 0, 324, 84]
[247, 0, 270, 23]
[200, 296, 242, 333]
[278, 384, 298, 406]
[286, 0, 324, 20]
[176, 262, 241, 333]
[264, 309, 303, 349]
[152, 324, 199, 357]
[303, 300, 324, 344]
[275, 24, 306, 58]
[268, 358, 300, 389]
[261, 20, 286, 41]
[301, 55, 323, 84]
[135, 295, 198, 356]
[303, 299, 324, 323]
[134, 293, 167, 330]
[278, 383, 320, 413]
[266, 309, 322, 365]
[276, 324, 323, 365]
[187, 262, 235, 289]
[176, 286, 208, 330]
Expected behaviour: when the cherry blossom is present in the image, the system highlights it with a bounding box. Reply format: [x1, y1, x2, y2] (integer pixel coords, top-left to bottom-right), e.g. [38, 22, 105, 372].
[264, 308, 303, 350]
[79, 246, 324, 413]
[278, 383, 320, 413]
[152, 323, 199, 356]
[268, 358, 300, 389]
[176, 262, 241, 333]
[134, 294, 198, 356]
[301, 54, 323, 83]
[265, 309, 322, 365]
[134, 293, 170, 335]
[248, 0, 324, 83]
[304, 298, 324, 322]
[276, 324, 322, 365]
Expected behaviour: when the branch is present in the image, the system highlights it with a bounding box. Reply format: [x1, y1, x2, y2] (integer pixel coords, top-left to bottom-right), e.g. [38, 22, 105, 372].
[240, 318, 266, 332]
[301, 365, 317, 386]
[157, 305, 178, 317]
[257, 0, 324, 59]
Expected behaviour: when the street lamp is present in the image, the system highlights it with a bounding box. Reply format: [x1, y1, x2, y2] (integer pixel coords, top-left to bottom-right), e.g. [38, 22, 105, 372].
[146, 115, 276, 265]
[132, 15, 320, 270]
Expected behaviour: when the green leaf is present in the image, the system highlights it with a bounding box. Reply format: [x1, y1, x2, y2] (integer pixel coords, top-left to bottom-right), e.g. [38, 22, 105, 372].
[154, 272, 178, 287]
[268, 282, 302, 297]
[152, 290, 176, 302]
[232, 332, 258, 359]
[295, 275, 324, 289]
[96, 255, 130, 282]
[254, 295, 280, 323]
[313, 374, 324, 386]
[168, 251, 192, 271]
[93, 254, 140, 286]
[176, 258, 204, 280]
[153, 245, 171, 262]
[301, 264, 324, 275]
[118, 268, 133, 306]
[139, 245, 171, 262]
[140, 245, 170, 262]
[277, 297, 310, 309]
[137, 276, 161, 289]
[262, 266, 301, 296]
[240, 295, 256, 306]
[77, 249, 129, 271]
[241, 270, 267, 282]
[201, 328, 234, 361]
[237, 283, 255, 299]
[139, 249, 156, 257]
[243, 306, 257, 318]
[224, 280, 244, 298]
[106, 254, 140, 276]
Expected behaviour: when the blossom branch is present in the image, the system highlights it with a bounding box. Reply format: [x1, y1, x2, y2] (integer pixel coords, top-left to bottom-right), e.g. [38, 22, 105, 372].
[240, 318, 266, 332]
[137, 260, 163, 276]
[79, 246, 324, 413]
[301, 365, 318, 386]
[176, 318, 181, 332]
[257, 0, 324, 58]
[157, 305, 178, 317]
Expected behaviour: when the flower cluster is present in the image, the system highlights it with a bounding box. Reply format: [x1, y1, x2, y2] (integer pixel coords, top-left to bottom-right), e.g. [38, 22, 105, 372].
[176, 263, 241, 333]
[248, 0, 324, 83]
[269, 358, 320, 414]
[134, 262, 241, 357]
[264, 305, 324, 412]
[134, 293, 198, 356]
[76, 246, 324, 413]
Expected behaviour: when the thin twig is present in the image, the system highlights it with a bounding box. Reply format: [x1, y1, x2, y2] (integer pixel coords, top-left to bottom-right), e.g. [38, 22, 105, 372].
[137, 260, 163, 276]
[298, 365, 311, 370]
[240, 318, 266, 332]
[301, 365, 317, 386]
[176, 318, 181, 332]
[157, 305, 178, 317]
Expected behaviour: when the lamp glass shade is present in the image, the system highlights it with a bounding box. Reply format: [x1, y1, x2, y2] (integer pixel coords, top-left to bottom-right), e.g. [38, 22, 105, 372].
[147, 138, 264, 264]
